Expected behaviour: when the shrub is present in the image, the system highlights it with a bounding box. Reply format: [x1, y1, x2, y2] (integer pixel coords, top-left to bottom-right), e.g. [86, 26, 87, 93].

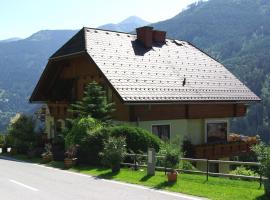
[181, 139, 194, 158]
[65, 117, 103, 147]
[8, 114, 37, 154]
[109, 125, 161, 153]
[229, 166, 258, 177]
[100, 136, 127, 172]
[77, 128, 110, 164]
[0, 134, 5, 148]
[252, 143, 270, 196]
[163, 144, 180, 170]
[180, 160, 197, 170]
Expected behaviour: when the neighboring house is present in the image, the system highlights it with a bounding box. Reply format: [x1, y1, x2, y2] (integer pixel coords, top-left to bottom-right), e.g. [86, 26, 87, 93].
[30, 26, 260, 172]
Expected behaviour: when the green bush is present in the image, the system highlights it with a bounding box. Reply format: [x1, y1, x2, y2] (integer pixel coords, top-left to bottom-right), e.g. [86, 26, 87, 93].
[64, 117, 105, 164]
[252, 143, 270, 196]
[100, 136, 127, 172]
[229, 166, 258, 177]
[163, 144, 180, 170]
[109, 125, 161, 153]
[65, 117, 103, 147]
[180, 160, 197, 170]
[8, 114, 37, 154]
[0, 134, 5, 147]
[78, 128, 110, 164]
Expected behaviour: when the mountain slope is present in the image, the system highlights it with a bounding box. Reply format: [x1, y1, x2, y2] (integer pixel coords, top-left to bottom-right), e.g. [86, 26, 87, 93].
[152, 0, 270, 141]
[98, 16, 150, 32]
[0, 30, 77, 130]
[0, 16, 149, 131]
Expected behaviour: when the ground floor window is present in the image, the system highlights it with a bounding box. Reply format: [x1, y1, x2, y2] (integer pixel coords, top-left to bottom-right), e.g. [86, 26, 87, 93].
[152, 124, 170, 141]
[206, 120, 228, 143]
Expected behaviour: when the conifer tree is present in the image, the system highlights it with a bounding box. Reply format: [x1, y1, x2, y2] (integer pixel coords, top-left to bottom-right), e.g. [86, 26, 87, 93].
[69, 82, 115, 123]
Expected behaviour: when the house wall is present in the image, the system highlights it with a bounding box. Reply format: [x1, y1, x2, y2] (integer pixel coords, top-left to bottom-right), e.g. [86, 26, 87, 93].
[130, 117, 228, 147]
[130, 118, 214, 146]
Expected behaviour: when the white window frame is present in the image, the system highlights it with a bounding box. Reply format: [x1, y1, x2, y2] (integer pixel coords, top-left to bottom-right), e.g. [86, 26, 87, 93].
[204, 119, 229, 143]
[151, 123, 171, 141]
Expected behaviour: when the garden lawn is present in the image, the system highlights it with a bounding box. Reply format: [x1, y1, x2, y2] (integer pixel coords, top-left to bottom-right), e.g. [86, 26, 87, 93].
[73, 166, 266, 200]
[1, 154, 266, 200]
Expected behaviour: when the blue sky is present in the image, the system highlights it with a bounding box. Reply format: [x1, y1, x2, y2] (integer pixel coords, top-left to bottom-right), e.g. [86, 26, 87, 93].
[0, 0, 197, 40]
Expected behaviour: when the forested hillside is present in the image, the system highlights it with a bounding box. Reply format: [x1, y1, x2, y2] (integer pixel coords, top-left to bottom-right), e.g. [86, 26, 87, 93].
[152, 0, 270, 141]
[0, 0, 269, 141]
[0, 30, 77, 130]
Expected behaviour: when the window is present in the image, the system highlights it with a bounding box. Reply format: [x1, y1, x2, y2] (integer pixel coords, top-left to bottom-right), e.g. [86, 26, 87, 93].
[152, 125, 170, 140]
[206, 121, 228, 143]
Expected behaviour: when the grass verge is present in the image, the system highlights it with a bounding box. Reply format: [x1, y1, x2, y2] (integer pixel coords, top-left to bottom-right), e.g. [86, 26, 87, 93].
[1, 153, 267, 200]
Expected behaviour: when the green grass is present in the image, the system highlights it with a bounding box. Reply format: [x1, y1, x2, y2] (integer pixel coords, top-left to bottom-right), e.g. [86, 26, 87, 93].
[72, 166, 266, 200]
[1, 153, 267, 200]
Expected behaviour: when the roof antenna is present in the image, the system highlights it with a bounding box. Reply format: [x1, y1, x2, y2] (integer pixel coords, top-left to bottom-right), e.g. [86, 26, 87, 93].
[182, 77, 186, 86]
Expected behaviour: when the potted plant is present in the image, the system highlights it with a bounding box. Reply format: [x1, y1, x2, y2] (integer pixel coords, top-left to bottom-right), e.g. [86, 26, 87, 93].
[41, 143, 53, 163]
[164, 145, 180, 182]
[64, 145, 78, 169]
[100, 136, 126, 173]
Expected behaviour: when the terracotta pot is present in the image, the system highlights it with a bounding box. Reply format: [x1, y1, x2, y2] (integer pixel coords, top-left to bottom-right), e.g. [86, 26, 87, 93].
[64, 158, 77, 168]
[167, 171, 178, 182]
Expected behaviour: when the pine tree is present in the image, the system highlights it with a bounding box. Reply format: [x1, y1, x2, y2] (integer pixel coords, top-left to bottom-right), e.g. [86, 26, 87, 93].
[69, 82, 115, 122]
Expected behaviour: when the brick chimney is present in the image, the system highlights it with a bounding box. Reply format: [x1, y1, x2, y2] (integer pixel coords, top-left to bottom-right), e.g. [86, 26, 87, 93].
[136, 26, 153, 48]
[152, 30, 166, 43]
[136, 26, 166, 48]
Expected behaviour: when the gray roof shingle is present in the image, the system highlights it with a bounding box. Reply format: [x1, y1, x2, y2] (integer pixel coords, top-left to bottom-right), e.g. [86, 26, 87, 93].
[53, 27, 261, 103]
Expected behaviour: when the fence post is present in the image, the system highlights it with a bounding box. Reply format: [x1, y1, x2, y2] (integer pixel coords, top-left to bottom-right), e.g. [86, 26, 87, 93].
[206, 159, 209, 181]
[134, 154, 138, 171]
[147, 148, 156, 176]
[259, 173, 262, 188]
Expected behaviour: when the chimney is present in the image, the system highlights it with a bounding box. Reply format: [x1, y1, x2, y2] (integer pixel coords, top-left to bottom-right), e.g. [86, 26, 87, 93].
[152, 30, 166, 43]
[136, 26, 153, 48]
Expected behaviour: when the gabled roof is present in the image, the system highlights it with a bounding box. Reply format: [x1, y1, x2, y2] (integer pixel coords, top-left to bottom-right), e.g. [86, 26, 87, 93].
[31, 27, 260, 103]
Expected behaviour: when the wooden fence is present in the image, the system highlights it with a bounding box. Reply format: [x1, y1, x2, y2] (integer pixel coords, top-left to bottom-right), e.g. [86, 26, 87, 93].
[122, 153, 265, 187]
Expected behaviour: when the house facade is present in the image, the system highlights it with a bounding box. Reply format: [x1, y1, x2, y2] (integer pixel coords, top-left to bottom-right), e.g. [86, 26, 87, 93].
[30, 26, 260, 171]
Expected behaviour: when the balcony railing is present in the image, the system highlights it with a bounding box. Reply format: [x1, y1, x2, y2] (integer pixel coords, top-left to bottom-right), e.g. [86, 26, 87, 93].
[194, 141, 257, 159]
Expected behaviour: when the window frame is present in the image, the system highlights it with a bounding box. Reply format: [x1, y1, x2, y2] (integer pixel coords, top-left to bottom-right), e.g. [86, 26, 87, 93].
[151, 123, 171, 141]
[205, 119, 229, 143]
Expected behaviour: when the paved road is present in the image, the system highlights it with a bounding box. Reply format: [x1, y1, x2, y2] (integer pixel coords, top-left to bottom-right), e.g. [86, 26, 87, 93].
[0, 157, 205, 200]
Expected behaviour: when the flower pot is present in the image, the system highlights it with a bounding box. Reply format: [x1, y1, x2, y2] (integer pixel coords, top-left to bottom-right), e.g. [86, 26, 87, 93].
[64, 158, 77, 169]
[42, 154, 53, 163]
[167, 171, 178, 182]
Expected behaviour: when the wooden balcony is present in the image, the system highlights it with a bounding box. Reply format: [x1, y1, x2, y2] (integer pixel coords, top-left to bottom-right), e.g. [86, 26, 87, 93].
[194, 141, 257, 159]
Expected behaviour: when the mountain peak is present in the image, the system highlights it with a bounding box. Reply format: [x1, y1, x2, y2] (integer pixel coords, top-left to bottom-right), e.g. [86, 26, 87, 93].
[119, 16, 149, 25]
[98, 16, 150, 32]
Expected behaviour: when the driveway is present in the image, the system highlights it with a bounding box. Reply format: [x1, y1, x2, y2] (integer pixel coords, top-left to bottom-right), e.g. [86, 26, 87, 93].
[0, 157, 205, 200]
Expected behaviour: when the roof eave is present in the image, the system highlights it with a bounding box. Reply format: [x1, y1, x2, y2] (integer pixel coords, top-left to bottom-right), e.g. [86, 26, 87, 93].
[123, 99, 261, 105]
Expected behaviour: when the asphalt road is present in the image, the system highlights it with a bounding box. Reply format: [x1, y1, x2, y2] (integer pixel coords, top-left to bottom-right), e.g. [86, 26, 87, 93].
[0, 157, 205, 200]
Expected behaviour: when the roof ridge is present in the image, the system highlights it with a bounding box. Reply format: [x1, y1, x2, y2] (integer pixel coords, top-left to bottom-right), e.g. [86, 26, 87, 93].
[83, 26, 136, 36]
